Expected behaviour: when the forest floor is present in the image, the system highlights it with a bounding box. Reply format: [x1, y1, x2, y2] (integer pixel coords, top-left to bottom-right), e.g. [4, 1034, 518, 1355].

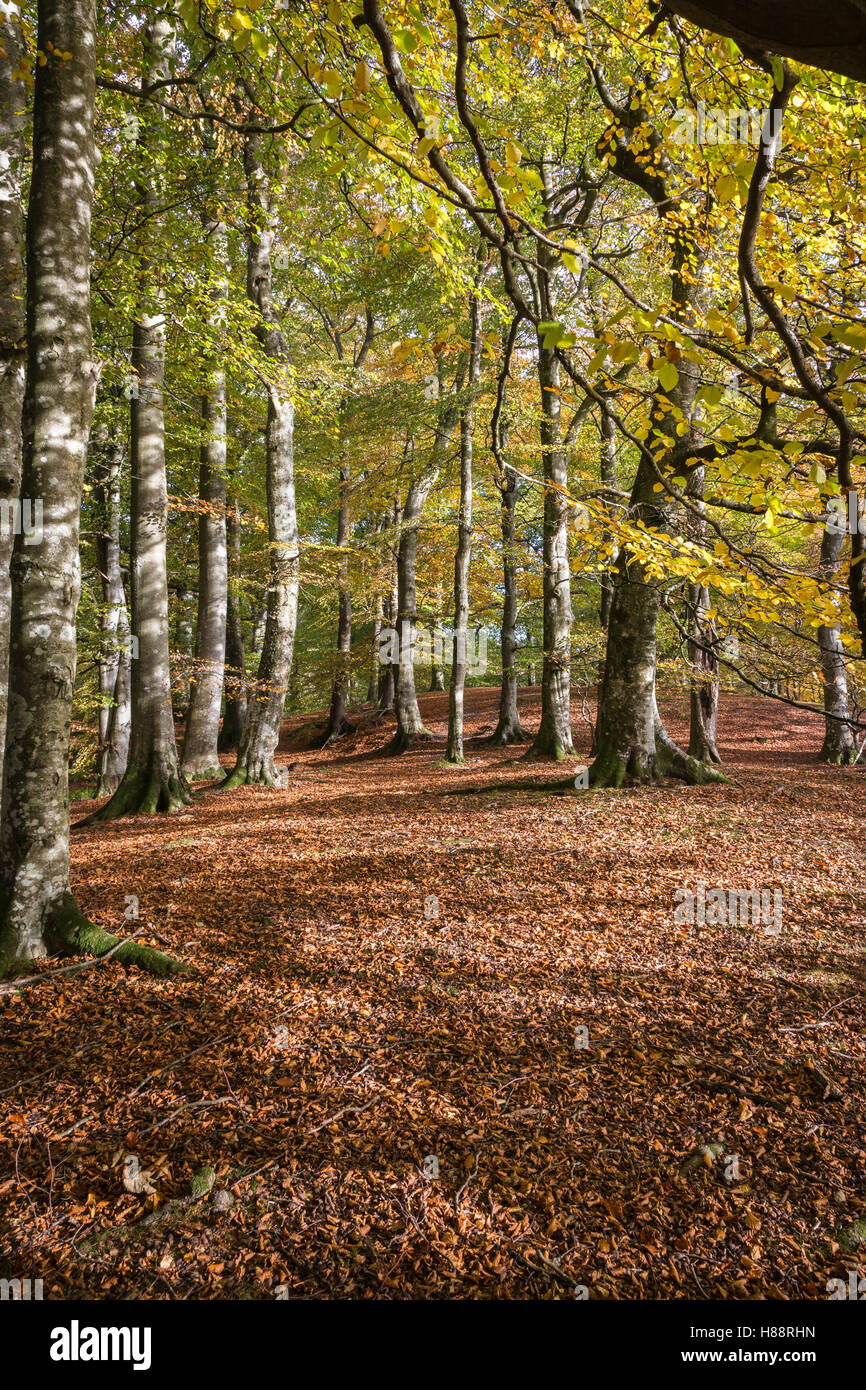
[1, 687, 864, 1300]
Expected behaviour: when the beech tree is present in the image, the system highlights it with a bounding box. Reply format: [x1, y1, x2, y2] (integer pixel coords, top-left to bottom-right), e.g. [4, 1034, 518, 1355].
[0, 0, 181, 974]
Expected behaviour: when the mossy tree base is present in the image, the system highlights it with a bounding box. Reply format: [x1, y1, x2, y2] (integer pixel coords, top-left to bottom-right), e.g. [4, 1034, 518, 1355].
[487, 723, 530, 747]
[222, 757, 286, 789]
[818, 737, 854, 766]
[1, 893, 191, 980]
[526, 732, 573, 762]
[589, 728, 728, 788]
[386, 724, 435, 756]
[311, 716, 355, 749]
[180, 761, 223, 783]
[81, 759, 192, 824]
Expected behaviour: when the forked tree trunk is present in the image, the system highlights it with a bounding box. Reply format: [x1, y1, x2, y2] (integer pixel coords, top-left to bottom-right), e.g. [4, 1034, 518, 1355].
[218, 496, 247, 751]
[0, 6, 27, 786]
[592, 434, 724, 788]
[817, 520, 855, 764]
[181, 235, 228, 780]
[224, 129, 298, 788]
[89, 14, 191, 820]
[445, 297, 481, 762]
[0, 0, 183, 975]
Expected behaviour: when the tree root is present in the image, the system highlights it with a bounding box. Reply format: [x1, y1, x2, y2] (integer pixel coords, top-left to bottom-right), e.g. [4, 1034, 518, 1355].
[589, 725, 729, 788]
[44, 893, 191, 978]
[77, 762, 192, 825]
[222, 758, 287, 789]
[525, 733, 573, 762]
[385, 725, 435, 755]
[486, 724, 530, 747]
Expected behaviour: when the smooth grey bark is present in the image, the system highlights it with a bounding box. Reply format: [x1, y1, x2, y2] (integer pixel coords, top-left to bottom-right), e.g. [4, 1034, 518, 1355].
[218, 495, 247, 751]
[93, 423, 131, 794]
[0, 6, 27, 787]
[0, 0, 180, 974]
[817, 521, 854, 764]
[224, 129, 298, 788]
[99, 592, 132, 796]
[93, 424, 123, 747]
[181, 228, 228, 780]
[446, 290, 482, 762]
[89, 13, 191, 820]
[173, 585, 194, 718]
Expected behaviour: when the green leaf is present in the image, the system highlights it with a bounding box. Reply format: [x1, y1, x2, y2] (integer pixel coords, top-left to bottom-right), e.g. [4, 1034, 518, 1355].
[657, 360, 679, 392]
[394, 28, 418, 53]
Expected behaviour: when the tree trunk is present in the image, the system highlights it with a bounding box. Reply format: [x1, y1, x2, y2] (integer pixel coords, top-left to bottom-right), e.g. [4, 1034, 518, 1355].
[446, 291, 482, 763]
[173, 585, 194, 718]
[0, 0, 183, 976]
[817, 520, 854, 763]
[93, 423, 130, 794]
[369, 591, 382, 703]
[685, 467, 721, 764]
[387, 397, 460, 754]
[98, 593, 132, 797]
[89, 14, 191, 820]
[529, 192, 573, 759]
[529, 334, 573, 759]
[592, 446, 725, 787]
[388, 477, 432, 753]
[224, 129, 298, 788]
[688, 582, 721, 763]
[0, 6, 27, 787]
[181, 240, 228, 780]
[318, 457, 354, 743]
[377, 501, 400, 713]
[218, 496, 247, 751]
